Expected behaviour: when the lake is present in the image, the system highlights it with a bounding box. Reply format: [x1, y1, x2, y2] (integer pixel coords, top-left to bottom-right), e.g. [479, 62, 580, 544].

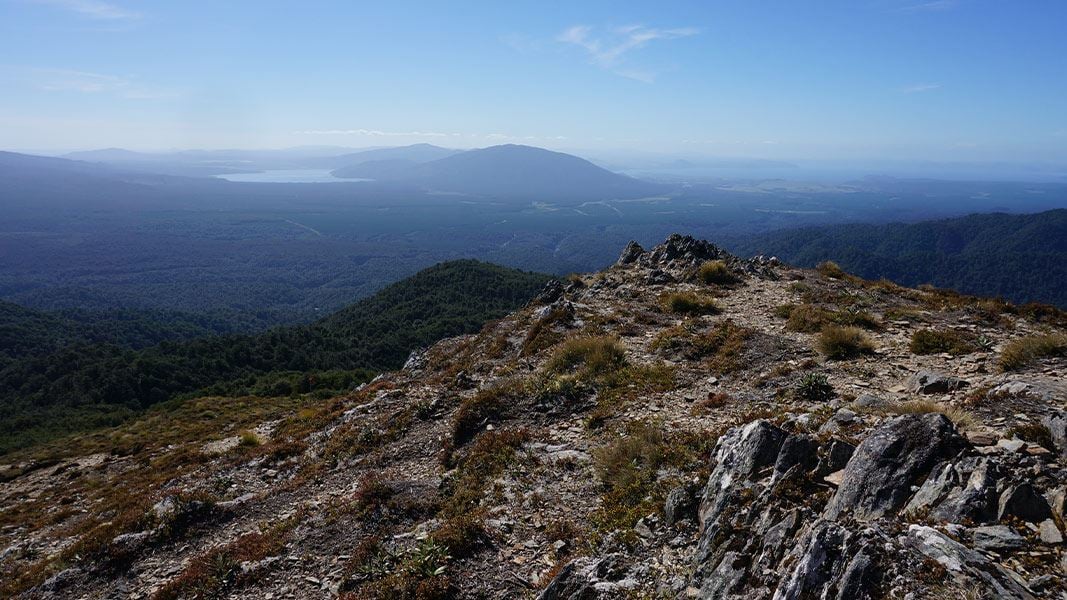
[215, 169, 369, 183]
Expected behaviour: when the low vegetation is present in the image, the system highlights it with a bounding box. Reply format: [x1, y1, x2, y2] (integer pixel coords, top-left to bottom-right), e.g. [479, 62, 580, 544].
[909, 328, 978, 355]
[816, 326, 876, 360]
[651, 319, 751, 372]
[998, 333, 1067, 371]
[883, 400, 977, 430]
[545, 335, 627, 379]
[793, 373, 835, 403]
[697, 260, 739, 285]
[659, 291, 721, 316]
[776, 303, 881, 333]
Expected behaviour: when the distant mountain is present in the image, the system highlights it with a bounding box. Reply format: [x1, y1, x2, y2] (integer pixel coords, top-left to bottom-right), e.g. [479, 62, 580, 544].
[333, 144, 665, 201]
[325, 143, 461, 170]
[729, 209, 1067, 306]
[0, 260, 552, 453]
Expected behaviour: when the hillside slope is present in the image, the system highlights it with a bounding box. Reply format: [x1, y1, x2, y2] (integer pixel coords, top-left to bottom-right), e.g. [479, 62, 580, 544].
[0, 260, 551, 453]
[2, 236, 1064, 599]
[729, 209, 1067, 307]
[333, 144, 665, 201]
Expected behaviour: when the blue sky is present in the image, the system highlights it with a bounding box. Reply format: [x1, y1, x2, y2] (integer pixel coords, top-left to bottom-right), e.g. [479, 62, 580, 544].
[1, 0, 1066, 162]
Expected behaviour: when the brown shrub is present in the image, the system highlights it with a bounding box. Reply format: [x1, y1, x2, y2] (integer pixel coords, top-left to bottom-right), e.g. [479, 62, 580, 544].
[816, 326, 876, 360]
[909, 328, 977, 355]
[999, 334, 1067, 371]
[697, 260, 739, 285]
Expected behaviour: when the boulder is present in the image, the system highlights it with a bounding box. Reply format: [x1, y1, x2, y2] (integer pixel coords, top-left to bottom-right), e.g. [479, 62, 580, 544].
[906, 370, 968, 394]
[969, 525, 1026, 552]
[664, 485, 698, 525]
[538, 554, 635, 600]
[824, 414, 968, 521]
[1041, 410, 1067, 458]
[998, 483, 1052, 523]
[906, 525, 1036, 599]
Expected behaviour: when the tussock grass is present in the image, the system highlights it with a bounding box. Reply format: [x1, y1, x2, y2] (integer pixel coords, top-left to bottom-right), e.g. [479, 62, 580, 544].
[450, 379, 524, 448]
[999, 333, 1067, 371]
[883, 400, 977, 430]
[816, 261, 847, 279]
[816, 326, 876, 360]
[909, 328, 977, 355]
[659, 291, 721, 316]
[779, 303, 881, 332]
[697, 260, 739, 285]
[545, 335, 627, 378]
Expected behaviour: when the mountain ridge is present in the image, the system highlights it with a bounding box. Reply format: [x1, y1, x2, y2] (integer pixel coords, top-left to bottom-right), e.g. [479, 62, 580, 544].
[2, 234, 1064, 599]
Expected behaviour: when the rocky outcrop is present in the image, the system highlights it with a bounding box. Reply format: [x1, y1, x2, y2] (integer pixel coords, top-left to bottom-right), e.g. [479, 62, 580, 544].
[824, 414, 968, 521]
[687, 414, 1057, 599]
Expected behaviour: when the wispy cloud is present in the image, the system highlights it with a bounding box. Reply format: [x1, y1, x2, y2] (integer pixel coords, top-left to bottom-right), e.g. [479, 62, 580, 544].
[17, 67, 170, 99]
[900, 82, 941, 93]
[31, 0, 141, 20]
[557, 24, 699, 82]
[900, 0, 959, 12]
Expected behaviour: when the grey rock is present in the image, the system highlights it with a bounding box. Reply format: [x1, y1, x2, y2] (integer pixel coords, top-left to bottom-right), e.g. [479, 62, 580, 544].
[616, 240, 645, 265]
[815, 439, 855, 478]
[1038, 519, 1062, 544]
[1041, 410, 1067, 458]
[853, 394, 887, 409]
[906, 525, 1036, 599]
[996, 438, 1027, 453]
[998, 483, 1052, 523]
[824, 414, 968, 522]
[664, 485, 698, 525]
[904, 457, 999, 524]
[970, 525, 1026, 552]
[538, 554, 634, 600]
[906, 370, 968, 394]
[773, 433, 819, 476]
[531, 279, 566, 305]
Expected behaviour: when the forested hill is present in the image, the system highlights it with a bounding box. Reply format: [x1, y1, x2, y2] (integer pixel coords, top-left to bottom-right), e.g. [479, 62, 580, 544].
[729, 209, 1067, 307]
[0, 260, 552, 454]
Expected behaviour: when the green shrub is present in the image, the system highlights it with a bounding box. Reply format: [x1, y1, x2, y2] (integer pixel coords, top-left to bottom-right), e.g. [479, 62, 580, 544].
[659, 292, 721, 316]
[999, 334, 1067, 371]
[794, 373, 834, 402]
[816, 326, 875, 359]
[909, 329, 977, 355]
[1005, 423, 1054, 451]
[697, 260, 739, 285]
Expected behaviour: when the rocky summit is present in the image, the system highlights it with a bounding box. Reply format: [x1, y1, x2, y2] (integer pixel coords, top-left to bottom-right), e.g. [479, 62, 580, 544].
[2, 234, 1066, 599]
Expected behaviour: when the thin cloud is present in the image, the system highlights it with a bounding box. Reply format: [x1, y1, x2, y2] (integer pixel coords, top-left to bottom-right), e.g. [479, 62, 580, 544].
[31, 0, 141, 20]
[901, 0, 959, 11]
[900, 83, 941, 93]
[295, 129, 568, 142]
[557, 24, 699, 82]
[22, 68, 169, 99]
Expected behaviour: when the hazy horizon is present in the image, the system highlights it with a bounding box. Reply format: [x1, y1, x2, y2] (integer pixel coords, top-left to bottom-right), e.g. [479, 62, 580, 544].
[2, 0, 1066, 164]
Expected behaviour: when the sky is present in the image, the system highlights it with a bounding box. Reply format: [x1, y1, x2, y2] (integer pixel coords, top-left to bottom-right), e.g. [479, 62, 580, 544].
[1, 0, 1066, 163]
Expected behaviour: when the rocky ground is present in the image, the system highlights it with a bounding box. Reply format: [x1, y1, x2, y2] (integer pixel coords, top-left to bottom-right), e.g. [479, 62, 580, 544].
[1, 234, 1065, 599]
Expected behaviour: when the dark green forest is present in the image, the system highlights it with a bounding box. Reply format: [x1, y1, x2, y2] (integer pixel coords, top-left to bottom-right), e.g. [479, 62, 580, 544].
[729, 209, 1067, 307]
[0, 260, 551, 454]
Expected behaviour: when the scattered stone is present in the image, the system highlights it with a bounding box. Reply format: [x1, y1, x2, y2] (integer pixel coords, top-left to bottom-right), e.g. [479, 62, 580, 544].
[996, 438, 1027, 453]
[664, 485, 698, 525]
[1037, 519, 1062, 544]
[998, 483, 1052, 523]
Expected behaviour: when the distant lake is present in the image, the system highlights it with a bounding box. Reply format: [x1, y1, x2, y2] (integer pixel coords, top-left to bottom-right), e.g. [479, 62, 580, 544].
[216, 169, 369, 183]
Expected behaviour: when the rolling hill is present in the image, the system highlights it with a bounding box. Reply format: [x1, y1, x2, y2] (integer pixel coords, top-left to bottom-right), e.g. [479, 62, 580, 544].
[729, 209, 1067, 306]
[0, 260, 552, 453]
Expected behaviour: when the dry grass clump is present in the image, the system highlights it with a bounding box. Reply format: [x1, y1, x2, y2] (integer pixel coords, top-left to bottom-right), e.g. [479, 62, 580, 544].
[521, 305, 572, 357]
[450, 379, 525, 447]
[591, 421, 666, 533]
[884, 400, 977, 430]
[659, 291, 721, 316]
[1005, 423, 1054, 451]
[816, 261, 847, 279]
[816, 326, 876, 360]
[442, 428, 530, 517]
[778, 303, 881, 332]
[545, 335, 627, 378]
[999, 333, 1067, 371]
[909, 328, 978, 355]
[651, 320, 750, 373]
[697, 260, 740, 285]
